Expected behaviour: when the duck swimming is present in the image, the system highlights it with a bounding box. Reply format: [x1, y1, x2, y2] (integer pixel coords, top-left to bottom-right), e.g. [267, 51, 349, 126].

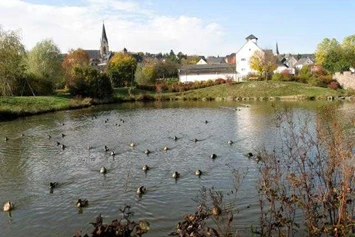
[76, 199, 88, 208]
[5, 137, 9, 141]
[172, 171, 180, 179]
[163, 146, 169, 151]
[136, 186, 146, 195]
[49, 182, 59, 189]
[111, 151, 115, 156]
[228, 140, 233, 145]
[3, 201, 14, 212]
[130, 143, 136, 147]
[211, 154, 217, 159]
[104, 145, 109, 152]
[142, 165, 150, 171]
[195, 169, 202, 176]
[100, 167, 107, 174]
[144, 149, 150, 155]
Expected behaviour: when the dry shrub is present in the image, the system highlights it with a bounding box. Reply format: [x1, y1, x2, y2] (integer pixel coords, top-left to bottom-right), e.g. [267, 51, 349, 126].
[256, 106, 355, 237]
[328, 80, 341, 90]
[156, 82, 168, 93]
[74, 205, 150, 237]
[136, 93, 154, 101]
[172, 168, 247, 237]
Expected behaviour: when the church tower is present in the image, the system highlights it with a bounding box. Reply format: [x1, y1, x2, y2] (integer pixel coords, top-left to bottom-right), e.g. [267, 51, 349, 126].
[100, 23, 109, 58]
[276, 42, 280, 55]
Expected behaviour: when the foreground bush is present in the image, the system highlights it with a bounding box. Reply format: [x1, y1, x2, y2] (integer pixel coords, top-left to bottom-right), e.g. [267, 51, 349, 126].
[18, 73, 54, 95]
[74, 205, 150, 237]
[68, 66, 113, 99]
[256, 106, 355, 236]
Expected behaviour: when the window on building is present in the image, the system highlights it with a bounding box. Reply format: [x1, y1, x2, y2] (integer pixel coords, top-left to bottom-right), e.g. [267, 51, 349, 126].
[241, 58, 246, 61]
[241, 68, 245, 71]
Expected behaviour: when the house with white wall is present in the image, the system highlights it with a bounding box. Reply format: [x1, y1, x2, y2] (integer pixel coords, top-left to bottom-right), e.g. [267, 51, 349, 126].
[178, 64, 236, 83]
[235, 34, 264, 81]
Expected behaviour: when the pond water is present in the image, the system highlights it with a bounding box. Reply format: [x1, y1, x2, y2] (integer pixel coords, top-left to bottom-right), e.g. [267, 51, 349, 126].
[0, 100, 352, 237]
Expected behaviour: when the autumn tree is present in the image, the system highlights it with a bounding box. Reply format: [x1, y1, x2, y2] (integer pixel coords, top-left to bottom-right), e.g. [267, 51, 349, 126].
[62, 48, 90, 86]
[315, 36, 355, 73]
[315, 38, 339, 66]
[249, 50, 277, 81]
[26, 39, 63, 91]
[181, 55, 202, 65]
[0, 26, 26, 95]
[135, 63, 157, 85]
[342, 35, 355, 69]
[107, 52, 137, 87]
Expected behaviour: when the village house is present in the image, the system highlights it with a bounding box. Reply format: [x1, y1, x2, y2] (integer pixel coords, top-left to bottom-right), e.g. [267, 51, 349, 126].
[235, 34, 262, 81]
[235, 34, 281, 81]
[178, 63, 236, 83]
[178, 53, 236, 82]
[294, 57, 314, 70]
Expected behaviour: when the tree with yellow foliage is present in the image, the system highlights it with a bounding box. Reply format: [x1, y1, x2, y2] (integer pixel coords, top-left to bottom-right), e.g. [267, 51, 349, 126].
[107, 52, 137, 87]
[249, 50, 277, 81]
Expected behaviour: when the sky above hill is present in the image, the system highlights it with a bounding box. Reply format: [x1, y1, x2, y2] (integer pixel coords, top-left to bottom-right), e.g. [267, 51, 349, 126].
[0, 0, 354, 56]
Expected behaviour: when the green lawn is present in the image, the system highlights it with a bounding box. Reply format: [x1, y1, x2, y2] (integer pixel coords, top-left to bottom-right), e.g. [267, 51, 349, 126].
[0, 81, 345, 119]
[0, 96, 91, 117]
[176, 81, 341, 99]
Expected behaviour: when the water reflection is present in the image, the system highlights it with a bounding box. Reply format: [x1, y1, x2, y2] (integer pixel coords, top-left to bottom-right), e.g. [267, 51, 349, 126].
[0, 100, 345, 236]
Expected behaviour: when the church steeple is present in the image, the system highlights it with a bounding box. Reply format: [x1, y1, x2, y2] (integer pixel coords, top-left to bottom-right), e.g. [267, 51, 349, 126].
[100, 23, 109, 58]
[276, 42, 280, 55]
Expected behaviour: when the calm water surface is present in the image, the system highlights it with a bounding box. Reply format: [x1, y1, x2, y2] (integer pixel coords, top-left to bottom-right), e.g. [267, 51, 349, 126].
[0, 100, 351, 237]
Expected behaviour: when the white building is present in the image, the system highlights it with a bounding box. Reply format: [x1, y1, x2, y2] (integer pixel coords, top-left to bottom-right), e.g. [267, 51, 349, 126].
[178, 64, 236, 83]
[235, 34, 263, 81]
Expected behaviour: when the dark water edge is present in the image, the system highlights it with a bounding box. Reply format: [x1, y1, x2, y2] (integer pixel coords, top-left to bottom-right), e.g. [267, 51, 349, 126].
[0, 95, 344, 122]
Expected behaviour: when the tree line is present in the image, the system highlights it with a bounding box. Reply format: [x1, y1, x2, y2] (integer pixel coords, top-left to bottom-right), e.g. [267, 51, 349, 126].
[0, 26, 190, 98]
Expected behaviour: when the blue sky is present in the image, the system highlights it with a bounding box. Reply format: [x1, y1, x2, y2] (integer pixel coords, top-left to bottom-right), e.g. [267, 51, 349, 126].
[1, 0, 354, 56]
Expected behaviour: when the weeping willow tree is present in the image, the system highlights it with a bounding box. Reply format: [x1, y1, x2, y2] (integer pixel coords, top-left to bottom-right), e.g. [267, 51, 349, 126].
[26, 39, 63, 93]
[0, 26, 26, 96]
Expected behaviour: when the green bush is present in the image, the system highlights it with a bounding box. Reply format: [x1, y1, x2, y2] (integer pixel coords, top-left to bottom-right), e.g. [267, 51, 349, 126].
[272, 72, 294, 81]
[308, 75, 332, 88]
[68, 66, 113, 99]
[16, 73, 54, 96]
[271, 73, 284, 81]
[136, 84, 156, 91]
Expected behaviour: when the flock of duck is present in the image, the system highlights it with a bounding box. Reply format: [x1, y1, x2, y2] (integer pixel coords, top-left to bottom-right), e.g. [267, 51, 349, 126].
[2, 111, 258, 216]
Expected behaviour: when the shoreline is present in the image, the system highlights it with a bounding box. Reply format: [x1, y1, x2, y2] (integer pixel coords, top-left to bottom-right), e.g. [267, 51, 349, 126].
[0, 81, 348, 121]
[0, 94, 351, 122]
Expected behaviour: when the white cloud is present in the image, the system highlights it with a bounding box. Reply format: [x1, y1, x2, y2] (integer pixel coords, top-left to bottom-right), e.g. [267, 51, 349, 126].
[0, 0, 227, 55]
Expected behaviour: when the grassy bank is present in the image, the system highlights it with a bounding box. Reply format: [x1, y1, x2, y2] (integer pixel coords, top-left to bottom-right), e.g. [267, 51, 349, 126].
[0, 81, 346, 120]
[169, 81, 342, 100]
[0, 96, 93, 119]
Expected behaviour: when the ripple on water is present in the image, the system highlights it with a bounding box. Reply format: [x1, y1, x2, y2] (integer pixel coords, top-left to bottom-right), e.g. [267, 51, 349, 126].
[0, 102, 321, 237]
